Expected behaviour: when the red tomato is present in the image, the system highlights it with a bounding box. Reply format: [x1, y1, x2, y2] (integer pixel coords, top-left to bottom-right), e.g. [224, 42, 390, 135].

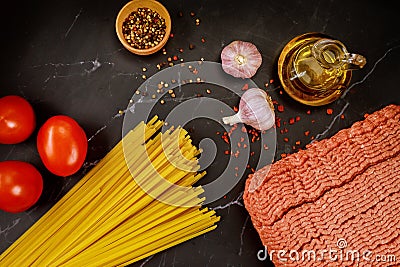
[37, 115, 87, 177]
[0, 95, 36, 144]
[0, 161, 43, 213]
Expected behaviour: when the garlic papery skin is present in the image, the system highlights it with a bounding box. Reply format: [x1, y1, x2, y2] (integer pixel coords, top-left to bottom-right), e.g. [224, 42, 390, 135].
[221, 41, 262, 79]
[222, 88, 275, 131]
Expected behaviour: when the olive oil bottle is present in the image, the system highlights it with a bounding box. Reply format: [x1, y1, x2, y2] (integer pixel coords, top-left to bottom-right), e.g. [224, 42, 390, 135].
[278, 33, 366, 106]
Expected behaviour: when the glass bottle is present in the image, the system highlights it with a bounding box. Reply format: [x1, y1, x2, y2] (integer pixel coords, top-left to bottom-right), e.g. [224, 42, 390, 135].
[278, 33, 366, 106]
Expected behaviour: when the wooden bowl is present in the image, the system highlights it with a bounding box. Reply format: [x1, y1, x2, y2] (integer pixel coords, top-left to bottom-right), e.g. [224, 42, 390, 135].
[115, 0, 171, 56]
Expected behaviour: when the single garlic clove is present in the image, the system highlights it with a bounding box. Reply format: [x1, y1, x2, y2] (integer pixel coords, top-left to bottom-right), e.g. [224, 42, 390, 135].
[221, 41, 262, 79]
[222, 88, 275, 131]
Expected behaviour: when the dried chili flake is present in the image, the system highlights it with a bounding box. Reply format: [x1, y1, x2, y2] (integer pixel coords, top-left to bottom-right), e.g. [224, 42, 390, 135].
[224, 150, 230, 155]
[243, 144, 247, 148]
[289, 118, 295, 125]
[242, 84, 249, 91]
[170, 33, 174, 38]
[263, 144, 269, 150]
[246, 164, 250, 169]
[269, 79, 274, 83]
[173, 55, 178, 61]
[276, 117, 281, 128]
[283, 137, 289, 142]
[222, 134, 229, 144]
[233, 106, 239, 112]
[234, 166, 239, 171]
[280, 129, 284, 134]
[272, 100, 279, 105]
[216, 131, 220, 135]
[277, 105, 285, 112]
[364, 113, 369, 118]
[227, 124, 238, 137]
[326, 108, 333, 115]
[250, 151, 255, 156]
[306, 110, 311, 115]
[304, 130, 310, 136]
[237, 142, 241, 148]
[281, 153, 287, 158]
[201, 37, 206, 43]
[240, 137, 244, 142]
[311, 119, 315, 123]
[279, 90, 283, 95]
[295, 140, 301, 145]
[340, 114, 345, 119]
[295, 116, 301, 122]
[241, 126, 247, 133]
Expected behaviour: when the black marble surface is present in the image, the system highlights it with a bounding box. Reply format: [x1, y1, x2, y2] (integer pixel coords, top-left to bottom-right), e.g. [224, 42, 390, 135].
[1, 0, 399, 266]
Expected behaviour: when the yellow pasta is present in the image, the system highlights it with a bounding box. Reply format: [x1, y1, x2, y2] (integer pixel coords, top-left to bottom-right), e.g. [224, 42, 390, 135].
[0, 117, 220, 267]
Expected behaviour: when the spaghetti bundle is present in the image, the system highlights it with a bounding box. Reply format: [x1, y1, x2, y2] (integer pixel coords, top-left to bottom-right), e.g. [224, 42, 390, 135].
[0, 117, 219, 266]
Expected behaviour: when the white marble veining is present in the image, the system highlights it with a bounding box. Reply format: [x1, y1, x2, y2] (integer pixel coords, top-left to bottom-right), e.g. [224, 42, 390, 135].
[212, 192, 244, 212]
[64, 8, 83, 39]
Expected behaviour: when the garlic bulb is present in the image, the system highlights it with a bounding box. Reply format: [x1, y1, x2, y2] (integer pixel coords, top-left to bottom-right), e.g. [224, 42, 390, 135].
[222, 88, 275, 131]
[221, 41, 262, 79]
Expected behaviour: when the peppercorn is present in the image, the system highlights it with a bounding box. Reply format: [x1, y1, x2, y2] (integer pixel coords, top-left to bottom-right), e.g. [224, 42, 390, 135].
[122, 8, 166, 50]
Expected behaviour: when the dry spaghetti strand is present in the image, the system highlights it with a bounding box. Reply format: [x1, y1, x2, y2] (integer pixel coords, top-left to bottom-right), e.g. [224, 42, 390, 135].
[0, 117, 219, 267]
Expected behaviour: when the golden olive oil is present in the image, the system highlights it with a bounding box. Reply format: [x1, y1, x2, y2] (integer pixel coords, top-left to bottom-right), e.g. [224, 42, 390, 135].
[278, 33, 353, 106]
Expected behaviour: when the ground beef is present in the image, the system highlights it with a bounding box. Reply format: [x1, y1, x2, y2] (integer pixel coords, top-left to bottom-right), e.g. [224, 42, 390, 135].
[243, 104, 400, 267]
